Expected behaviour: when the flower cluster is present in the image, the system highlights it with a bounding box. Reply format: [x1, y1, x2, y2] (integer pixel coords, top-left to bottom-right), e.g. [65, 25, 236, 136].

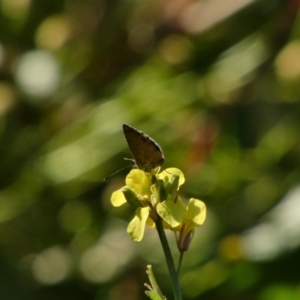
[111, 168, 206, 251]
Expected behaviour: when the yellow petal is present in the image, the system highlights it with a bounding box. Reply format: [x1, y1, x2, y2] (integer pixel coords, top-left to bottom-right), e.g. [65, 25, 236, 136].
[126, 169, 152, 196]
[158, 168, 185, 186]
[146, 217, 155, 228]
[127, 207, 150, 241]
[157, 200, 183, 228]
[187, 198, 206, 225]
[111, 188, 127, 207]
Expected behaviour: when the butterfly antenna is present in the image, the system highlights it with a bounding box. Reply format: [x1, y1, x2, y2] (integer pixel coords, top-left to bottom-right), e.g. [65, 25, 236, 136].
[103, 165, 132, 181]
[124, 158, 135, 163]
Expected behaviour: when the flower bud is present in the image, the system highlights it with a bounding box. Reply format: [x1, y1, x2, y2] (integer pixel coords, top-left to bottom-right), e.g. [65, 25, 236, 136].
[122, 187, 142, 209]
[166, 174, 179, 198]
[177, 224, 194, 252]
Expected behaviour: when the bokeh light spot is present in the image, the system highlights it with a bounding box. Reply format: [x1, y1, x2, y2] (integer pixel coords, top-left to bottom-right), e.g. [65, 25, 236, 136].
[0, 82, 16, 115]
[43, 140, 98, 183]
[80, 245, 118, 283]
[159, 34, 192, 65]
[32, 246, 70, 285]
[59, 200, 92, 233]
[219, 234, 243, 261]
[15, 50, 60, 100]
[242, 223, 280, 261]
[1, 0, 31, 20]
[204, 34, 267, 103]
[259, 284, 300, 300]
[36, 15, 72, 51]
[179, 0, 254, 34]
[275, 40, 300, 80]
[79, 221, 135, 283]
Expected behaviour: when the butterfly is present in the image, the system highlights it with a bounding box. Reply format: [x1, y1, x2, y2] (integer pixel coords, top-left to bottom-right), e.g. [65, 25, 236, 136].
[123, 124, 165, 173]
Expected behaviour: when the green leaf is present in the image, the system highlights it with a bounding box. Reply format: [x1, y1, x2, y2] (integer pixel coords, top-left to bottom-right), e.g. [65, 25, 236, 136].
[145, 265, 166, 300]
[145, 291, 166, 300]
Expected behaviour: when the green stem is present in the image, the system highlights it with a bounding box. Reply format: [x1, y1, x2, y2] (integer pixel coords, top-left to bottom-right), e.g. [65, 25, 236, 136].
[177, 251, 184, 276]
[155, 218, 182, 300]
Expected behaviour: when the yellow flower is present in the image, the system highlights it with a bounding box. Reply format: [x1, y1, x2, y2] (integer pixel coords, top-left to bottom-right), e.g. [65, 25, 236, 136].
[110, 169, 156, 241]
[111, 169, 152, 207]
[110, 167, 206, 245]
[175, 198, 206, 251]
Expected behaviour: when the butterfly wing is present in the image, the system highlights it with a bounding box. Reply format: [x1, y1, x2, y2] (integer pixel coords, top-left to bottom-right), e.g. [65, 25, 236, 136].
[123, 124, 165, 172]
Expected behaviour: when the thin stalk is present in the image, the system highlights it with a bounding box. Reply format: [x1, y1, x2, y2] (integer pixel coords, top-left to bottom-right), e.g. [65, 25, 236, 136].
[177, 251, 184, 275]
[155, 218, 182, 300]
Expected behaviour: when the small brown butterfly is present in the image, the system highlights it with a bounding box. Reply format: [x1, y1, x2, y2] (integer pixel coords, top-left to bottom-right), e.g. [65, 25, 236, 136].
[123, 124, 165, 172]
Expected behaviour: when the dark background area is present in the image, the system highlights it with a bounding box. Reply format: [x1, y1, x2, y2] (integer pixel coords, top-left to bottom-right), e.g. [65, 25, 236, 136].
[1, 0, 300, 299]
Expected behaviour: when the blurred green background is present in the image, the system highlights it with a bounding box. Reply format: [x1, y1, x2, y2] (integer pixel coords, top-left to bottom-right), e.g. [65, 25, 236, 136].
[1, 0, 300, 299]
